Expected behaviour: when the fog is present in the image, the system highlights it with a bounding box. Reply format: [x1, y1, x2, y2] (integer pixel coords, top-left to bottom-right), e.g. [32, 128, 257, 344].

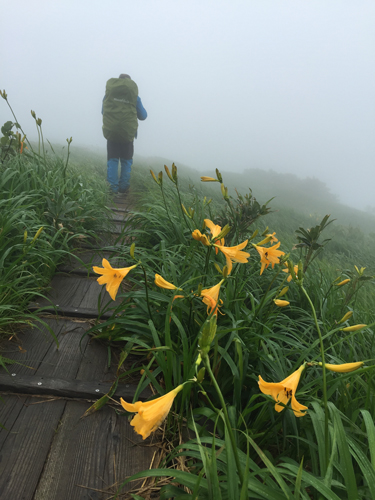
[2, 1, 374, 210]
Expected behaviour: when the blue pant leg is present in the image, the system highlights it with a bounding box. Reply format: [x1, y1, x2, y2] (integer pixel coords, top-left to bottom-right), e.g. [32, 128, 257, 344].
[107, 158, 119, 192]
[119, 158, 133, 191]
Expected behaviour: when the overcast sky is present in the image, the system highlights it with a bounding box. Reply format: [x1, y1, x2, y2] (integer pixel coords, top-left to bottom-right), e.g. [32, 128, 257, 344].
[2, 0, 374, 210]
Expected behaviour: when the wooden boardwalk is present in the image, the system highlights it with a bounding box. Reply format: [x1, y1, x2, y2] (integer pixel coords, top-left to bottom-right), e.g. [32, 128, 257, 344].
[0, 198, 157, 499]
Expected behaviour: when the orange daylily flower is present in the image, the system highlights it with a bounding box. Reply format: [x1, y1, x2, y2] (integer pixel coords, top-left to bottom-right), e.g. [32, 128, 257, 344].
[215, 240, 249, 275]
[254, 242, 285, 275]
[267, 232, 278, 242]
[200, 280, 224, 315]
[121, 385, 184, 439]
[258, 365, 307, 417]
[204, 219, 225, 252]
[93, 259, 137, 300]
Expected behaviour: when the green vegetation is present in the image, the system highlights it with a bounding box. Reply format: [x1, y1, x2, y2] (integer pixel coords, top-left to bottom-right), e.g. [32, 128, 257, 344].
[85, 163, 374, 499]
[1, 90, 375, 498]
[0, 92, 111, 341]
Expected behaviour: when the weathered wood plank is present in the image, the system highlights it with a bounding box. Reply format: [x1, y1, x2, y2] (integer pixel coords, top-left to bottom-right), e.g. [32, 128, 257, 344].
[57, 250, 129, 276]
[0, 374, 148, 400]
[29, 275, 118, 310]
[0, 396, 66, 500]
[1, 319, 89, 378]
[33, 401, 156, 500]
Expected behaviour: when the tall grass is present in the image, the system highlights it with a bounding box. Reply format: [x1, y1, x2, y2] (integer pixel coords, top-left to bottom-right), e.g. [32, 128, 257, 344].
[82, 163, 375, 498]
[0, 126, 111, 340]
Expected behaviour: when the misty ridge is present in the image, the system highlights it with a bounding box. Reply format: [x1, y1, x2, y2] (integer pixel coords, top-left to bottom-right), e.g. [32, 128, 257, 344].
[58, 142, 375, 235]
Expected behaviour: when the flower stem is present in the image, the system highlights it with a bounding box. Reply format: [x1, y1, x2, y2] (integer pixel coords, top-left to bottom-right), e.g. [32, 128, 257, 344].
[141, 265, 153, 322]
[203, 354, 244, 484]
[159, 185, 174, 228]
[300, 284, 329, 469]
[203, 246, 212, 286]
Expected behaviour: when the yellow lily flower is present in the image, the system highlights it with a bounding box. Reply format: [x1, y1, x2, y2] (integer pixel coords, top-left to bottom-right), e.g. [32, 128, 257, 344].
[154, 274, 181, 290]
[254, 242, 285, 275]
[93, 259, 137, 300]
[319, 361, 364, 373]
[204, 219, 222, 239]
[274, 299, 290, 307]
[267, 232, 278, 243]
[215, 240, 250, 275]
[200, 280, 224, 315]
[120, 385, 184, 439]
[258, 365, 307, 417]
[204, 218, 225, 252]
[283, 264, 298, 282]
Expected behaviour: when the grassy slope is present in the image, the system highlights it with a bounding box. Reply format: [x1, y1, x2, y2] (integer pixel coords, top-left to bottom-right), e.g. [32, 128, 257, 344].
[53, 143, 375, 273]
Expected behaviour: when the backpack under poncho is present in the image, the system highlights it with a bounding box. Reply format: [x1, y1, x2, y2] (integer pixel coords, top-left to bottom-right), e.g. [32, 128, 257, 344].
[102, 78, 138, 143]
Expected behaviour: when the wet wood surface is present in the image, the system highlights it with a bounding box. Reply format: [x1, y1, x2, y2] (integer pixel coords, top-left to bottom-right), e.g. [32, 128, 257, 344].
[0, 200, 157, 499]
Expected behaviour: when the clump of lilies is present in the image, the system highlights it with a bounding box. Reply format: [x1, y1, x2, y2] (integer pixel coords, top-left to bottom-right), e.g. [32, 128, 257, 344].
[90, 168, 368, 450]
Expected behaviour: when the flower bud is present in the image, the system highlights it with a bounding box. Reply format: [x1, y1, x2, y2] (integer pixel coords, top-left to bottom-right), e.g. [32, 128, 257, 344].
[36, 118, 42, 126]
[215, 168, 223, 183]
[338, 311, 353, 324]
[181, 204, 190, 218]
[319, 361, 364, 373]
[198, 316, 217, 355]
[31, 110, 36, 118]
[277, 286, 289, 298]
[261, 226, 269, 236]
[297, 260, 304, 280]
[31, 226, 44, 243]
[354, 265, 366, 276]
[214, 263, 222, 274]
[249, 229, 259, 240]
[222, 265, 229, 279]
[274, 299, 290, 307]
[164, 164, 174, 182]
[200, 176, 217, 182]
[158, 171, 163, 184]
[130, 242, 135, 259]
[215, 224, 231, 241]
[256, 235, 272, 246]
[221, 184, 229, 200]
[23, 230, 28, 244]
[196, 367, 206, 383]
[172, 163, 178, 181]
[341, 324, 367, 332]
[150, 169, 159, 184]
[336, 279, 350, 287]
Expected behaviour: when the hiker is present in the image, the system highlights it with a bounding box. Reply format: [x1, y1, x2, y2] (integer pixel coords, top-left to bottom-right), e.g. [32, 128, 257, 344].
[102, 74, 147, 194]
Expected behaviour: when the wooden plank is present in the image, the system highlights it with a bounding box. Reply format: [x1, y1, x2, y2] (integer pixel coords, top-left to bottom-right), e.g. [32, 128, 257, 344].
[0, 374, 148, 400]
[33, 401, 157, 499]
[27, 303, 115, 320]
[28, 275, 119, 310]
[57, 251, 129, 276]
[0, 395, 66, 500]
[0, 319, 88, 378]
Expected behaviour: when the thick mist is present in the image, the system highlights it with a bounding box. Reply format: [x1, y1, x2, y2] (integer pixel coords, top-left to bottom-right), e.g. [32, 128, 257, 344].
[1, 0, 374, 211]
